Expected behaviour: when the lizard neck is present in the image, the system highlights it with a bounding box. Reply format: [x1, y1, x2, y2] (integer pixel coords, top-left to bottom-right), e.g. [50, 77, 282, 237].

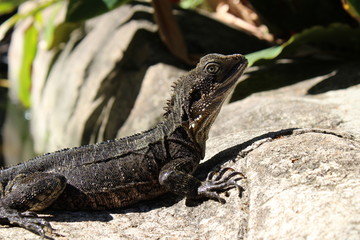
[161, 53, 248, 158]
[162, 95, 206, 158]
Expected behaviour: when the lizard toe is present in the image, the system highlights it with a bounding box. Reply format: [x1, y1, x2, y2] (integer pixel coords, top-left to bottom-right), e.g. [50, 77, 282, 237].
[197, 167, 246, 201]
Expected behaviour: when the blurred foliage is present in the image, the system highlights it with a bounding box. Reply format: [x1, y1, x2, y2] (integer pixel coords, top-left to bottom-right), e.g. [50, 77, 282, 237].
[247, 0, 357, 39]
[0, 0, 359, 107]
[179, 0, 203, 9]
[0, 0, 130, 107]
[0, 2, 17, 14]
[343, 0, 360, 23]
[18, 18, 37, 108]
[0, 1, 26, 15]
[246, 23, 360, 66]
[65, 0, 130, 22]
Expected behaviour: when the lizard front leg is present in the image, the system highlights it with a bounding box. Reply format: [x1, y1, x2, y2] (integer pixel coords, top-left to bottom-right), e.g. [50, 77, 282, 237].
[0, 172, 66, 236]
[158, 159, 245, 203]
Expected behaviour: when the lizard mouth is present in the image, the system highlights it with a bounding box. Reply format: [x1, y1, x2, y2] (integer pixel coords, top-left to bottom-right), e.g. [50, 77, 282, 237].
[223, 58, 247, 90]
[188, 54, 248, 144]
[191, 57, 248, 128]
[213, 57, 248, 102]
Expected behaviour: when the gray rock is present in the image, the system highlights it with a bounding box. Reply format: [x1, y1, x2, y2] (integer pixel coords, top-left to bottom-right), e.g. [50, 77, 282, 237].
[117, 63, 186, 138]
[29, 4, 160, 153]
[2, 78, 360, 239]
[206, 128, 360, 240]
[244, 130, 359, 240]
[2, 2, 359, 240]
[213, 62, 360, 139]
[1, 127, 358, 239]
[5, 2, 267, 160]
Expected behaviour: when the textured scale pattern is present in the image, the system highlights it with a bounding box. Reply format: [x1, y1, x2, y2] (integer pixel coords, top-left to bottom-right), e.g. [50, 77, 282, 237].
[0, 54, 248, 237]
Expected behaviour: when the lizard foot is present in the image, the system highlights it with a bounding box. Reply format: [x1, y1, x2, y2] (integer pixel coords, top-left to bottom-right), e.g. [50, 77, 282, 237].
[0, 207, 52, 237]
[197, 167, 245, 203]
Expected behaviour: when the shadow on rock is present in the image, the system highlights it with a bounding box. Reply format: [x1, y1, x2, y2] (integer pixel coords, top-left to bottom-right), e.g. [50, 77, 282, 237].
[231, 59, 344, 101]
[307, 61, 360, 94]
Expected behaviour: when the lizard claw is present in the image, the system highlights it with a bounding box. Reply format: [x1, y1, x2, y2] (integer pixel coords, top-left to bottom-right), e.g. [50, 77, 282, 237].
[1, 207, 53, 238]
[197, 167, 245, 203]
[21, 210, 40, 218]
[15, 215, 53, 237]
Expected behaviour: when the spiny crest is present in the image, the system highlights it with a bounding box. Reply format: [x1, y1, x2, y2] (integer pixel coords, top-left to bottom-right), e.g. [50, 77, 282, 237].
[163, 74, 189, 117]
[163, 98, 174, 117]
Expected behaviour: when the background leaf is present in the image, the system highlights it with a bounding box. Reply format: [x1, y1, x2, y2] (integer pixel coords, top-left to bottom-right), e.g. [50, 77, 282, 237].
[246, 46, 283, 66]
[247, 0, 357, 38]
[18, 20, 38, 108]
[0, 0, 29, 14]
[0, 2, 16, 15]
[66, 0, 129, 22]
[0, 0, 58, 41]
[102, 0, 120, 9]
[279, 23, 360, 58]
[342, 0, 360, 23]
[42, 1, 64, 49]
[246, 23, 360, 66]
[180, 0, 203, 9]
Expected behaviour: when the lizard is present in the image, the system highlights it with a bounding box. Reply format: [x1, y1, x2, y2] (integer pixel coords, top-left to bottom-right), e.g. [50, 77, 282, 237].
[0, 53, 248, 237]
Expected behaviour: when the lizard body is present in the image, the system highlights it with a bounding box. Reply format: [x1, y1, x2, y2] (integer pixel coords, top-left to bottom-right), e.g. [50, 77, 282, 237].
[0, 53, 247, 236]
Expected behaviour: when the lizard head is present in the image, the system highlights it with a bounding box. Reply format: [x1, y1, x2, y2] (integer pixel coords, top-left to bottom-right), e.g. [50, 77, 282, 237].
[166, 53, 248, 153]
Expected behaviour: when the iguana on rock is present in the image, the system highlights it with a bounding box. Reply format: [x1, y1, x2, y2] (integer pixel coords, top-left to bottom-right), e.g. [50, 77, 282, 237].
[0, 53, 248, 237]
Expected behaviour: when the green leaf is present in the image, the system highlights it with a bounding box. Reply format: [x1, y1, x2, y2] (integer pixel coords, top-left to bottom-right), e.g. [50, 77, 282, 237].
[46, 21, 79, 49]
[246, 0, 356, 39]
[246, 46, 283, 66]
[102, 0, 119, 9]
[19, 20, 38, 108]
[0, 1, 29, 15]
[0, 0, 60, 41]
[280, 23, 360, 58]
[245, 23, 360, 66]
[66, 0, 129, 22]
[0, 2, 16, 15]
[0, 12, 21, 41]
[342, 0, 360, 22]
[179, 0, 203, 9]
[42, 1, 63, 49]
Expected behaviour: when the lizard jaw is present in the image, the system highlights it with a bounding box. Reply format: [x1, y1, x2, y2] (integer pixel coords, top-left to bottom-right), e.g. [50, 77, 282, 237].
[188, 54, 248, 149]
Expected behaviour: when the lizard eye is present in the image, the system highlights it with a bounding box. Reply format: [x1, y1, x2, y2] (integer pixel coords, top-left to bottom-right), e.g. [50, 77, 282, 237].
[205, 63, 220, 74]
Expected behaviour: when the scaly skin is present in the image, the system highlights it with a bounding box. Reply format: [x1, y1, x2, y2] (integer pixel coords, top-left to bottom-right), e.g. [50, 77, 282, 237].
[0, 53, 248, 237]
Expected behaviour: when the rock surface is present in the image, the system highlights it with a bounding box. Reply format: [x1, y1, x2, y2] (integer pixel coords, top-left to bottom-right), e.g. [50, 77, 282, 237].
[117, 63, 186, 138]
[1, 63, 360, 239]
[5, 1, 267, 161]
[2, 2, 360, 240]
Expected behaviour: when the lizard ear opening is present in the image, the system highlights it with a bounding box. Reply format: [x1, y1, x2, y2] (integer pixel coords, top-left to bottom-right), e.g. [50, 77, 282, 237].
[188, 88, 203, 119]
[190, 89, 202, 103]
